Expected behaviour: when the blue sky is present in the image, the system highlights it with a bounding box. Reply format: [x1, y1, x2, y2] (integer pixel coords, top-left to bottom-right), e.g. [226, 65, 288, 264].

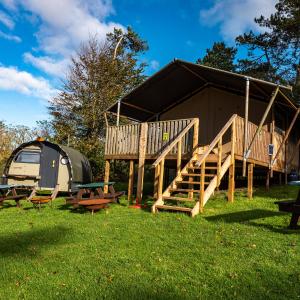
[0, 0, 277, 127]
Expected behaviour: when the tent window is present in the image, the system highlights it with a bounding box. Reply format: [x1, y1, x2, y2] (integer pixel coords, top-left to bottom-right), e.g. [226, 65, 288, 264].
[15, 151, 40, 164]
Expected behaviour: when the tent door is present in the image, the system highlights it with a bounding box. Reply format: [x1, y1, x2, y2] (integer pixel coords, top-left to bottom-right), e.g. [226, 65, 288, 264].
[39, 145, 60, 189]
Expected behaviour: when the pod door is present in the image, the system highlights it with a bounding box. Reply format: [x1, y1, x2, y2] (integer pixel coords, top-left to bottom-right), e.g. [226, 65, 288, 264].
[39, 144, 60, 188]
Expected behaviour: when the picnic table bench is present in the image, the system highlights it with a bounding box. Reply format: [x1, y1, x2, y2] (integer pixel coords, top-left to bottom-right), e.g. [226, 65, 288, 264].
[0, 185, 29, 207]
[66, 182, 124, 209]
[275, 181, 300, 229]
[78, 199, 111, 215]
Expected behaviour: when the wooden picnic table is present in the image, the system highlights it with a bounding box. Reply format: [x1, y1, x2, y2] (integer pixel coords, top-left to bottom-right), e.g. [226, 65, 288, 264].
[275, 181, 300, 229]
[0, 184, 30, 207]
[78, 199, 111, 214]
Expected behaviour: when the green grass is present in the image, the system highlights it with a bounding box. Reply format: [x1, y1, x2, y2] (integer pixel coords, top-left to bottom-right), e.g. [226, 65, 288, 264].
[0, 185, 300, 299]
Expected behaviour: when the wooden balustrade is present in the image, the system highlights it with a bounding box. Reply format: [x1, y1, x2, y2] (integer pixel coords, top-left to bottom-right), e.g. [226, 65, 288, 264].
[152, 118, 199, 198]
[105, 118, 195, 159]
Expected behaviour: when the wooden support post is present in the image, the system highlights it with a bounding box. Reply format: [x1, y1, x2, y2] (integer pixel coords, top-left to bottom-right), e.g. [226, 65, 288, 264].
[228, 165, 235, 203]
[199, 159, 206, 213]
[128, 160, 134, 201]
[154, 163, 160, 199]
[217, 137, 222, 187]
[243, 78, 250, 177]
[136, 122, 148, 202]
[266, 170, 270, 191]
[116, 100, 121, 126]
[228, 119, 236, 202]
[188, 175, 193, 199]
[104, 160, 110, 193]
[104, 112, 108, 127]
[158, 159, 165, 199]
[270, 107, 275, 178]
[247, 163, 254, 199]
[279, 173, 282, 185]
[177, 139, 182, 176]
[193, 118, 199, 154]
[245, 86, 279, 174]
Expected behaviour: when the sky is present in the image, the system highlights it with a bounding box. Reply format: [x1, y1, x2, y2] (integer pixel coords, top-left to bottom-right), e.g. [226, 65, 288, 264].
[0, 0, 277, 127]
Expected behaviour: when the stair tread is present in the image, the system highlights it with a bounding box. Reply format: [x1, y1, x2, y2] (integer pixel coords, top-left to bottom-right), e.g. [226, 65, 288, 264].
[155, 205, 192, 212]
[189, 166, 218, 170]
[177, 180, 210, 185]
[163, 196, 195, 202]
[182, 173, 215, 177]
[170, 188, 201, 193]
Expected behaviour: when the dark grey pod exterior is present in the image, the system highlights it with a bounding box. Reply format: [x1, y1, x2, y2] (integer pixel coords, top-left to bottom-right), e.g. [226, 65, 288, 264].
[3, 140, 92, 192]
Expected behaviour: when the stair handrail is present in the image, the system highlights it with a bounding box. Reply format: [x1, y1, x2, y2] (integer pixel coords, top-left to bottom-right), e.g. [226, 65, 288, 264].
[152, 118, 199, 168]
[196, 114, 237, 167]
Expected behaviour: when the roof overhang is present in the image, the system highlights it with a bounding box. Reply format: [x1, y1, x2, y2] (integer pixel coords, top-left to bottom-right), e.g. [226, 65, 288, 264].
[107, 59, 297, 122]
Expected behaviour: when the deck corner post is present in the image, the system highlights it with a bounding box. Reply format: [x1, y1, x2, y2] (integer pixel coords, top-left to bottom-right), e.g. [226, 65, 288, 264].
[128, 160, 134, 201]
[193, 118, 199, 154]
[243, 77, 250, 177]
[247, 163, 254, 199]
[136, 122, 148, 202]
[104, 160, 110, 193]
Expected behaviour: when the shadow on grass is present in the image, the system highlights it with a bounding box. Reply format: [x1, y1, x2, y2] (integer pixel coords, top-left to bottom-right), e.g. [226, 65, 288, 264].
[0, 226, 70, 257]
[205, 209, 299, 234]
[205, 209, 282, 223]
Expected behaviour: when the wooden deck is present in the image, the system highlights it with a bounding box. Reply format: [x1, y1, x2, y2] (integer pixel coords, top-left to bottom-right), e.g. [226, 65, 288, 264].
[104, 116, 297, 173]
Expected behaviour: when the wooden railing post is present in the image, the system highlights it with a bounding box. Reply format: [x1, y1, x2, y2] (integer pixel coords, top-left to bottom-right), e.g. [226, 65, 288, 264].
[228, 119, 236, 202]
[136, 122, 148, 202]
[128, 160, 134, 201]
[193, 118, 199, 154]
[217, 137, 222, 187]
[104, 160, 110, 193]
[199, 159, 206, 213]
[177, 139, 182, 176]
[158, 159, 165, 198]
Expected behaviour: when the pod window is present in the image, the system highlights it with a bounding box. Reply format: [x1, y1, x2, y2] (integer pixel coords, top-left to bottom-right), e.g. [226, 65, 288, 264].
[15, 151, 41, 164]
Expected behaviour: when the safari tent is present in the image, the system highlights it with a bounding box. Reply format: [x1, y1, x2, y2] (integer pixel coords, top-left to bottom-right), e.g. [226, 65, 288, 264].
[104, 59, 300, 216]
[2, 139, 92, 192]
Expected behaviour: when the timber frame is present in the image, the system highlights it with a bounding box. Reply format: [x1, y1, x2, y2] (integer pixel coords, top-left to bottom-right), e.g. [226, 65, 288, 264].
[103, 60, 300, 216]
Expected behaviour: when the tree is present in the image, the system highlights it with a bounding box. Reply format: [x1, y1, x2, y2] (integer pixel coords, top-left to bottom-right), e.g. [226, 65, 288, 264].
[196, 42, 237, 72]
[49, 27, 148, 176]
[236, 0, 300, 100]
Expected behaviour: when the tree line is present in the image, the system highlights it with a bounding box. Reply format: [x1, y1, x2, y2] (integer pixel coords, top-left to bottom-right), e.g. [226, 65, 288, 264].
[1, 0, 299, 178]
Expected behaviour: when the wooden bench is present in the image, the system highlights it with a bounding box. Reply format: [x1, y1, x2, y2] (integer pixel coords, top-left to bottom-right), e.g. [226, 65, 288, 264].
[275, 182, 300, 229]
[78, 199, 111, 214]
[0, 185, 29, 207]
[28, 185, 59, 209]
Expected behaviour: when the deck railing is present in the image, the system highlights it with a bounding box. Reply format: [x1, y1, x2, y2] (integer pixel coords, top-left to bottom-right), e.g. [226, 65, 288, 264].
[105, 118, 195, 158]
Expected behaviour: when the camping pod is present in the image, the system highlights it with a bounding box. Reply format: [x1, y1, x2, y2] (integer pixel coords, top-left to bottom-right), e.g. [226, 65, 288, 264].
[2, 140, 92, 192]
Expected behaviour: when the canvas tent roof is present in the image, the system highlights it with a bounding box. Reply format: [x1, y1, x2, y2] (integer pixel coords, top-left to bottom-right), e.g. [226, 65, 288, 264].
[107, 59, 297, 122]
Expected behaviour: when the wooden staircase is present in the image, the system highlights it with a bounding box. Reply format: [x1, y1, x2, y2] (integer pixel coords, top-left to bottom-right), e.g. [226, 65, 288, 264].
[152, 114, 237, 217]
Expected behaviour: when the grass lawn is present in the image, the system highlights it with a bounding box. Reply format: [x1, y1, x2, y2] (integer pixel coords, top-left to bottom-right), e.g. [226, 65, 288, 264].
[0, 185, 300, 299]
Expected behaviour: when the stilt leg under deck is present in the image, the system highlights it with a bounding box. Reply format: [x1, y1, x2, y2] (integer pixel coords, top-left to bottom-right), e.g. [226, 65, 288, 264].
[128, 160, 134, 201]
[228, 163, 235, 203]
[104, 160, 110, 193]
[247, 163, 254, 199]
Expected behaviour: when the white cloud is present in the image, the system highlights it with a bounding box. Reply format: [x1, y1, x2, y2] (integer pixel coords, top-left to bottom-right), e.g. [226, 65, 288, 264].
[0, 30, 21, 42]
[23, 53, 69, 77]
[200, 0, 277, 41]
[4, 0, 124, 76]
[0, 10, 14, 29]
[150, 60, 160, 71]
[0, 65, 59, 101]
